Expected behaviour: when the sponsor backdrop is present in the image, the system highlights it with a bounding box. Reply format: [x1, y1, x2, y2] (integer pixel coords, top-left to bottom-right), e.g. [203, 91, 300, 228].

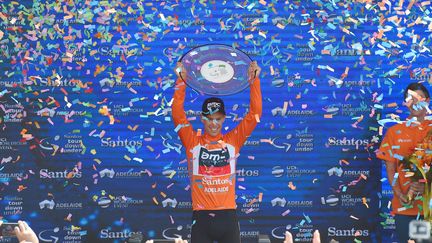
[0, 0, 430, 242]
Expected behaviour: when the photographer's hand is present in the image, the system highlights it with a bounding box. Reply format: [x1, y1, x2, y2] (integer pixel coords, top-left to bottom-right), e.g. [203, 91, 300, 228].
[14, 221, 39, 243]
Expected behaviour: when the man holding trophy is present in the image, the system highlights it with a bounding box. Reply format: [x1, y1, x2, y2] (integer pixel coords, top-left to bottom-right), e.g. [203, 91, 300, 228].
[172, 46, 262, 242]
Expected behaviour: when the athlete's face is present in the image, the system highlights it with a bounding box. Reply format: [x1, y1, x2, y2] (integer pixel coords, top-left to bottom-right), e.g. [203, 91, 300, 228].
[407, 89, 430, 118]
[201, 113, 225, 137]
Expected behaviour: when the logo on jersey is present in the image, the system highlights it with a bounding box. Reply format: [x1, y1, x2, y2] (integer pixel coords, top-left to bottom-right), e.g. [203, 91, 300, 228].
[199, 147, 230, 167]
[198, 147, 231, 175]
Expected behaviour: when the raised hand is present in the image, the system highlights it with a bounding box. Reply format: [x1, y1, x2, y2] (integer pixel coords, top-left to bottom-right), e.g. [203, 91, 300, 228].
[175, 62, 187, 81]
[248, 61, 261, 81]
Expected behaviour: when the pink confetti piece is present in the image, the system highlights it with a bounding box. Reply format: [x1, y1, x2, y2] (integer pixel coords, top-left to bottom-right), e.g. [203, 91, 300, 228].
[282, 209, 291, 216]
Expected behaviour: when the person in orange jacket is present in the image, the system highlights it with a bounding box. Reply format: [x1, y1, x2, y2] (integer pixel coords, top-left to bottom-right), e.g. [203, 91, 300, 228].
[377, 82, 431, 242]
[172, 61, 262, 243]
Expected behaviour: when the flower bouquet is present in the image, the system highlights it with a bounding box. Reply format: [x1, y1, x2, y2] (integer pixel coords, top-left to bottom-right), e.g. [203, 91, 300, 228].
[401, 129, 432, 220]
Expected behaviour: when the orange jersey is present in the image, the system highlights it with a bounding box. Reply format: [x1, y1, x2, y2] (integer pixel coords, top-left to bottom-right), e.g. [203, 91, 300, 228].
[377, 120, 432, 215]
[172, 77, 262, 211]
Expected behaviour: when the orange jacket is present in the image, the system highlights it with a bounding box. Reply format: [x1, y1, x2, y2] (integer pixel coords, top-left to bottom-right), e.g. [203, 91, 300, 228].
[377, 120, 432, 215]
[172, 77, 262, 210]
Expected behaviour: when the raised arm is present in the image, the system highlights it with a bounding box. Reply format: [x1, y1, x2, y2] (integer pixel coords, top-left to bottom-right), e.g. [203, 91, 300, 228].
[226, 61, 262, 148]
[172, 62, 196, 149]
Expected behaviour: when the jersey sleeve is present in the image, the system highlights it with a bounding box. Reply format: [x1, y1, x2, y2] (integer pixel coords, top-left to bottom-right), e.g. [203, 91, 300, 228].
[226, 77, 262, 149]
[376, 127, 398, 163]
[172, 78, 196, 150]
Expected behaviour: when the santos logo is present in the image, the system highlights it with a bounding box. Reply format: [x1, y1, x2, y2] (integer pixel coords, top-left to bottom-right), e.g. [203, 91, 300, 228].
[101, 137, 143, 147]
[327, 227, 369, 237]
[327, 137, 369, 146]
[39, 169, 82, 179]
[236, 168, 259, 177]
[100, 228, 143, 239]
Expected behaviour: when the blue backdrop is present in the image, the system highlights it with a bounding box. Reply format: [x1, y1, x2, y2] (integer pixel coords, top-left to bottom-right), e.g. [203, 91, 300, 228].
[1, 0, 431, 242]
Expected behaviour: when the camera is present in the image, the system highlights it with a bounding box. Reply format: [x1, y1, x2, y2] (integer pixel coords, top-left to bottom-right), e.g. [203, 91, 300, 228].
[409, 220, 432, 241]
[0, 222, 18, 237]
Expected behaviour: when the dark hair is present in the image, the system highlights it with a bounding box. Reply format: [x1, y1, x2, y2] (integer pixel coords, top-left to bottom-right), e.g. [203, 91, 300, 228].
[404, 82, 430, 99]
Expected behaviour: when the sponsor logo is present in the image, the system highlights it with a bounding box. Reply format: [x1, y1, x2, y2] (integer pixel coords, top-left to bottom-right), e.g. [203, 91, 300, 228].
[100, 228, 143, 239]
[271, 225, 292, 240]
[201, 177, 231, 186]
[240, 231, 259, 239]
[327, 137, 369, 146]
[272, 221, 315, 242]
[2, 103, 25, 122]
[271, 197, 313, 208]
[95, 195, 144, 209]
[327, 227, 369, 237]
[35, 108, 86, 118]
[236, 168, 259, 177]
[112, 104, 144, 116]
[286, 200, 313, 207]
[176, 201, 192, 209]
[323, 102, 371, 116]
[0, 80, 21, 87]
[39, 199, 82, 210]
[321, 195, 339, 206]
[271, 16, 302, 26]
[39, 169, 82, 179]
[240, 194, 261, 213]
[330, 49, 371, 56]
[162, 198, 177, 208]
[101, 136, 143, 148]
[96, 196, 112, 208]
[342, 80, 376, 87]
[97, 45, 146, 57]
[198, 147, 230, 167]
[0, 137, 27, 150]
[321, 194, 371, 207]
[296, 47, 314, 62]
[381, 212, 395, 230]
[272, 166, 316, 177]
[272, 166, 285, 177]
[38, 227, 60, 243]
[162, 224, 192, 240]
[397, 138, 412, 143]
[286, 166, 316, 177]
[62, 134, 84, 154]
[2, 196, 23, 216]
[38, 225, 86, 243]
[0, 172, 24, 183]
[328, 167, 370, 178]
[244, 140, 262, 146]
[272, 107, 315, 116]
[99, 168, 147, 179]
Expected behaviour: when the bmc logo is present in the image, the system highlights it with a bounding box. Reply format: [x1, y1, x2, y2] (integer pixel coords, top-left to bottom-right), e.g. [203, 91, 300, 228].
[198, 147, 230, 167]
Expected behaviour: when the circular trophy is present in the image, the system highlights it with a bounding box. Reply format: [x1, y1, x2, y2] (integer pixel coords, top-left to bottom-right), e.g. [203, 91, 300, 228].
[179, 44, 253, 96]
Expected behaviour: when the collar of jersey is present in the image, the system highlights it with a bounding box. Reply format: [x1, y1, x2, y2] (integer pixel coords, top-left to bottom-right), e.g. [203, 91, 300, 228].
[203, 132, 223, 141]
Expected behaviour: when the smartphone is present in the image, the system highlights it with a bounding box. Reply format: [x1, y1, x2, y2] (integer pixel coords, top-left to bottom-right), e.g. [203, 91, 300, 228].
[0, 223, 18, 237]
